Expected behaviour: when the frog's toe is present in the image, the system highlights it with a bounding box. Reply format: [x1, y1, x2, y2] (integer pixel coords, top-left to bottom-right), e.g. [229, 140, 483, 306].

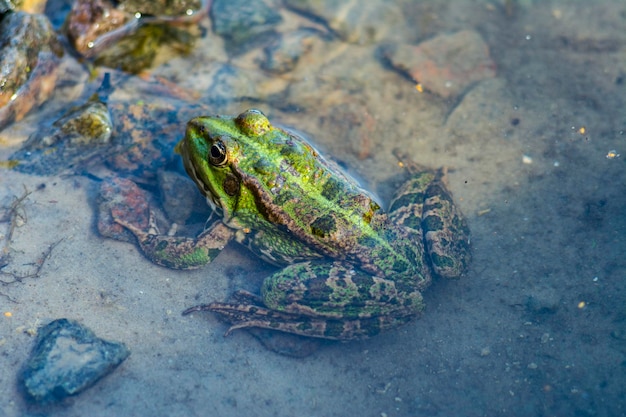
[231, 290, 264, 305]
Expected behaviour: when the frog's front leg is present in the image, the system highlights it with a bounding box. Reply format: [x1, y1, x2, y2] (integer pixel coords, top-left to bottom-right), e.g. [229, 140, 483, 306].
[114, 213, 234, 270]
[187, 261, 425, 340]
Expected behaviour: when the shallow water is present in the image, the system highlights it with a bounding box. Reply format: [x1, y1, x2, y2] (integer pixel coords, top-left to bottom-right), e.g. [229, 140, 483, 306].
[1, 1, 625, 416]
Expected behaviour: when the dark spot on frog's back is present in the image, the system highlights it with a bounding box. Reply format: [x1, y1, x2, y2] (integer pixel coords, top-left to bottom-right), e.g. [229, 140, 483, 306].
[351, 273, 375, 293]
[321, 176, 344, 201]
[279, 138, 310, 162]
[310, 215, 336, 238]
[273, 189, 298, 206]
[362, 200, 381, 224]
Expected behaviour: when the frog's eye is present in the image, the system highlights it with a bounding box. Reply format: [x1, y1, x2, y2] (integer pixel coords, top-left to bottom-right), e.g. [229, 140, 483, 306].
[235, 109, 271, 136]
[209, 140, 228, 166]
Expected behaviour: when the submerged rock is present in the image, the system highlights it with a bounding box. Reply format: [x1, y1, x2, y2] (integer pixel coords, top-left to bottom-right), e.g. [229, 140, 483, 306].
[210, 0, 282, 53]
[20, 318, 130, 404]
[260, 28, 325, 74]
[383, 30, 496, 99]
[98, 176, 152, 243]
[11, 91, 113, 175]
[65, 0, 206, 73]
[284, 0, 404, 44]
[0, 11, 63, 130]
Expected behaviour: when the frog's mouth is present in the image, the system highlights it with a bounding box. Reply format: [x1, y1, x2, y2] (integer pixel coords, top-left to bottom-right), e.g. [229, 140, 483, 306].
[188, 163, 225, 219]
[197, 179, 223, 216]
[176, 139, 226, 220]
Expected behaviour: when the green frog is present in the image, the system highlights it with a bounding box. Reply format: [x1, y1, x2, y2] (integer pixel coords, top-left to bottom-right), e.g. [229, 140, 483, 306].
[116, 109, 471, 340]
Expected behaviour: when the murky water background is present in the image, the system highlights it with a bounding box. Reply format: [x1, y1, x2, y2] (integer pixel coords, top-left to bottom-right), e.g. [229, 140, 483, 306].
[1, 1, 625, 416]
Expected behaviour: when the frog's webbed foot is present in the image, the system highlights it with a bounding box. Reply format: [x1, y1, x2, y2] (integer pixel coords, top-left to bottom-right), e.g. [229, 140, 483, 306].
[184, 299, 303, 337]
[184, 290, 296, 337]
[392, 148, 454, 187]
[184, 292, 284, 336]
[185, 299, 416, 341]
[184, 295, 329, 356]
[183, 299, 309, 337]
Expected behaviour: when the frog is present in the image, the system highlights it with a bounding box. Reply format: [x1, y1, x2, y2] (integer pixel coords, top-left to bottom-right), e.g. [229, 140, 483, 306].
[114, 109, 471, 340]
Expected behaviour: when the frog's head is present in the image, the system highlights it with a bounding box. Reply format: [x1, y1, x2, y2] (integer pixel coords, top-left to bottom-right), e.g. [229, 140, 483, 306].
[175, 109, 273, 222]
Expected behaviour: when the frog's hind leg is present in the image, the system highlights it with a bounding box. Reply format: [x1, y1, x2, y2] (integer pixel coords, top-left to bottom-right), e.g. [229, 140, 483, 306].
[261, 261, 424, 318]
[257, 261, 423, 339]
[185, 261, 425, 340]
[421, 170, 471, 277]
[389, 168, 471, 278]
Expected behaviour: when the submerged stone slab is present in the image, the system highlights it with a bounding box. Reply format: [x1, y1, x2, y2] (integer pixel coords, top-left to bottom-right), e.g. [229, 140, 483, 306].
[211, 0, 282, 52]
[284, 0, 405, 44]
[384, 30, 496, 99]
[20, 318, 130, 404]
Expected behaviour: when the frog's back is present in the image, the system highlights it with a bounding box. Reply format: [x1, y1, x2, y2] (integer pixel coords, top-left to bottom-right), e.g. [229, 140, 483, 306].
[236, 126, 386, 258]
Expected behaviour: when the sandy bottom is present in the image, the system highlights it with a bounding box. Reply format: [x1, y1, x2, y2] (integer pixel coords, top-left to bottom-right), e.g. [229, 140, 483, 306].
[1, 1, 626, 416]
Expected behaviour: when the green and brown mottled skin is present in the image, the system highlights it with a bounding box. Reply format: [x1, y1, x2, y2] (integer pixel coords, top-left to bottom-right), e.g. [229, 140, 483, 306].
[115, 109, 471, 340]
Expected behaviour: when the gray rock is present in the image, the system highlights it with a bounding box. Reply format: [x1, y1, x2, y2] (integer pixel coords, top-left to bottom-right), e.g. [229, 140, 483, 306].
[20, 318, 130, 404]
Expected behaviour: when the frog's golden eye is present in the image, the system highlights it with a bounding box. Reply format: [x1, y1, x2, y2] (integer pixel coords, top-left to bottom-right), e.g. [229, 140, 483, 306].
[209, 140, 228, 166]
